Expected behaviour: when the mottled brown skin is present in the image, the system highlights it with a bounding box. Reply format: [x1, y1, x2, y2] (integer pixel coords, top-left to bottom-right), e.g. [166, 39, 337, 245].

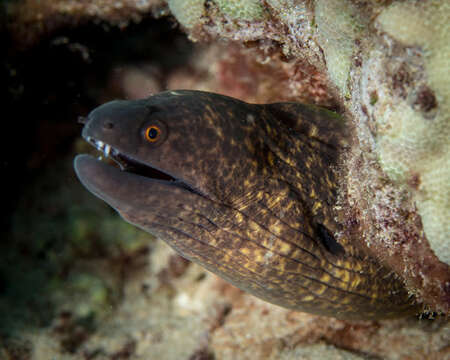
[74, 90, 419, 320]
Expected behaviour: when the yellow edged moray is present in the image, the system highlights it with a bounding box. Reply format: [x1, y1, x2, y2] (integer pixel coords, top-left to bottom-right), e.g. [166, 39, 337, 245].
[74, 90, 419, 320]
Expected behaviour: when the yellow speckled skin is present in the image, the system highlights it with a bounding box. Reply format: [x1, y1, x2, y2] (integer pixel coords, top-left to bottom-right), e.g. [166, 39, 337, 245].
[74, 90, 419, 320]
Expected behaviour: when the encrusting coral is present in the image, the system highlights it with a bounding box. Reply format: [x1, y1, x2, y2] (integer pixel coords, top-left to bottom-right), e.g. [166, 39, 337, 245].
[167, 0, 205, 29]
[374, 1, 449, 266]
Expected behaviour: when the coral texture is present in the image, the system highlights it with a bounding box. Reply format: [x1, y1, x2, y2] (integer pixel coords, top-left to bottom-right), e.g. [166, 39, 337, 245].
[213, 0, 265, 20]
[314, 0, 364, 93]
[375, 0, 450, 266]
[167, 0, 204, 28]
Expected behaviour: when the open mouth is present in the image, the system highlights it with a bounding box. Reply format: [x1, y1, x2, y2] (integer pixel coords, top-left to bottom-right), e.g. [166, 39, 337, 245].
[86, 135, 174, 181]
[85, 136, 205, 196]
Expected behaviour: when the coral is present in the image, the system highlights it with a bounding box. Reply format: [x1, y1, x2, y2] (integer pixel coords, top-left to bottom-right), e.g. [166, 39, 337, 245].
[339, 0, 450, 311]
[167, 0, 205, 29]
[374, 0, 450, 265]
[213, 0, 265, 21]
[314, 0, 365, 93]
[167, 0, 266, 30]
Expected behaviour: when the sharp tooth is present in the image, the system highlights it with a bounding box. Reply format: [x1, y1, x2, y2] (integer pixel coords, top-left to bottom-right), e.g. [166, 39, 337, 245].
[104, 144, 110, 157]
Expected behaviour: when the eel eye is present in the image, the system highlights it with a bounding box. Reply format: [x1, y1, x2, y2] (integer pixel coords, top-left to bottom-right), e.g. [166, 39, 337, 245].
[145, 125, 161, 142]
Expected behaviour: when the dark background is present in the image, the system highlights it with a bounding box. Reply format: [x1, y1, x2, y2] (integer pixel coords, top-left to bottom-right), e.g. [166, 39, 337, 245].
[1, 14, 195, 344]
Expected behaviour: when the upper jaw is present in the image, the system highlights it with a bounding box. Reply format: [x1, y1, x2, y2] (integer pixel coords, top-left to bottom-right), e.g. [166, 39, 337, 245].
[86, 136, 115, 157]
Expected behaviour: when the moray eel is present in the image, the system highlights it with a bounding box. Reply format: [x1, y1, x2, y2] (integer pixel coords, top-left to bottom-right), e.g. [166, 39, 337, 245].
[74, 90, 419, 320]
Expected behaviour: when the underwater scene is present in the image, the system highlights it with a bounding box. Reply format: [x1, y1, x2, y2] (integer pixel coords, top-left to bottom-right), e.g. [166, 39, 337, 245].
[2, 1, 449, 359]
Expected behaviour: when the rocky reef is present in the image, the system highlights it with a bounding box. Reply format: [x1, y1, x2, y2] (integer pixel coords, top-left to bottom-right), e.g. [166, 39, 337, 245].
[2, 0, 449, 359]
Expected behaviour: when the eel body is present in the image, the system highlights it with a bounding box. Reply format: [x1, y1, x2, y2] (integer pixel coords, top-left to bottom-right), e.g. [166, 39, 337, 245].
[74, 90, 419, 320]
